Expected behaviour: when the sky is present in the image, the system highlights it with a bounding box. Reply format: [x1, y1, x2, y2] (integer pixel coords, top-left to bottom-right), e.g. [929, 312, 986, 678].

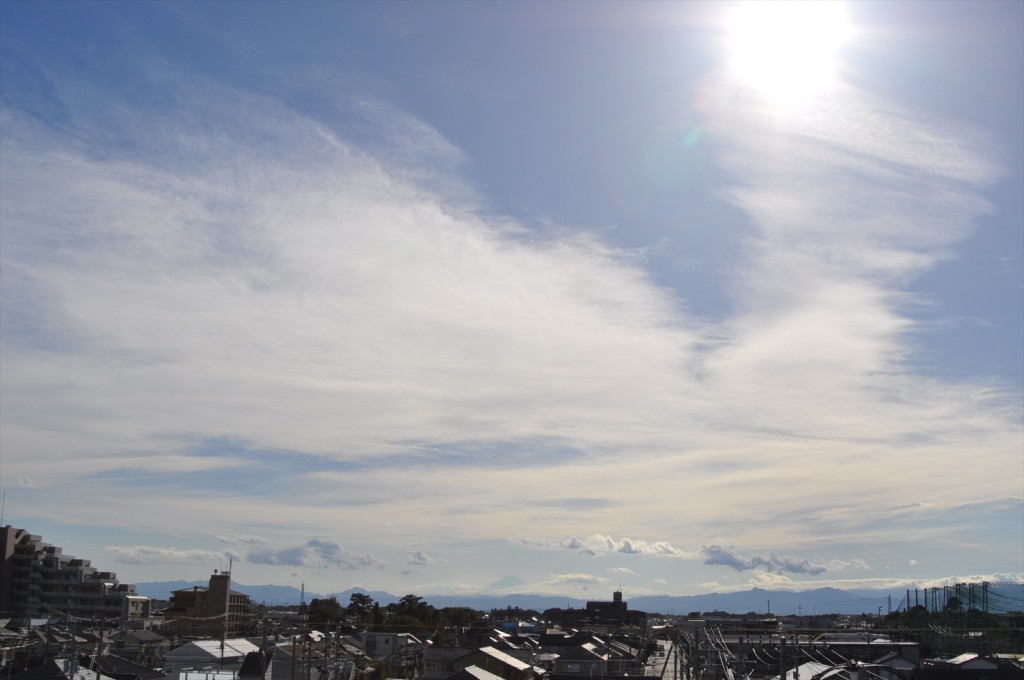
[0, 0, 1021, 602]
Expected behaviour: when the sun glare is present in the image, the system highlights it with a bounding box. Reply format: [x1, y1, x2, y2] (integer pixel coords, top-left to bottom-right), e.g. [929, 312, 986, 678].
[725, 0, 854, 106]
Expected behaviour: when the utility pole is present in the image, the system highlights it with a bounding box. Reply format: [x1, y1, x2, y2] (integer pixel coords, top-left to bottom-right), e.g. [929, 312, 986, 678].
[779, 636, 786, 680]
[306, 634, 312, 680]
[95, 617, 104, 680]
[794, 636, 800, 680]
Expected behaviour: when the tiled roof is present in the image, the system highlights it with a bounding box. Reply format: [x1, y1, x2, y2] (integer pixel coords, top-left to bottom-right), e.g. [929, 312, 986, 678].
[445, 666, 505, 680]
[164, 637, 262, 666]
[556, 644, 606, 662]
[91, 653, 165, 680]
[477, 646, 532, 671]
[12, 661, 119, 680]
[426, 648, 476, 663]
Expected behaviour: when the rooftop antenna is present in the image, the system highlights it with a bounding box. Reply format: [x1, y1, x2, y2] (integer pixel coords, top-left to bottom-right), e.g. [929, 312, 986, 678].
[1, 490, 5, 526]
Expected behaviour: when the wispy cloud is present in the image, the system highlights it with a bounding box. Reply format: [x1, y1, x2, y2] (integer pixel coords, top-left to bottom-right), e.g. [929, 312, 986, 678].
[701, 545, 865, 575]
[405, 550, 440, 567]
[106, 545, 229, 566]
[1, 29, 1020, 593]
[112, 536, 386, 570]
[246, 539, 385, 570]
[549, 573, 608, 587]
[0, 75, 701, 481]
[520, 535, 696, 559]
[701, 572, 1023, 594]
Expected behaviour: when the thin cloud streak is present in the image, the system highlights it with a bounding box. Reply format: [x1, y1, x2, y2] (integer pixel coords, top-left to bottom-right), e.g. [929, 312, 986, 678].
[701, 545, 867, 575]
[106, 546, 229, 566]
[108, 537, 385, 571]
[519, 535, 696, 559]
[702, 572, 1024, 595]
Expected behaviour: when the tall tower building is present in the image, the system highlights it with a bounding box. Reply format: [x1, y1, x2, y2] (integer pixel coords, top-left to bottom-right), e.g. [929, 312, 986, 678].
[0, 526, 147, 619]
[164, 569, 253, 638]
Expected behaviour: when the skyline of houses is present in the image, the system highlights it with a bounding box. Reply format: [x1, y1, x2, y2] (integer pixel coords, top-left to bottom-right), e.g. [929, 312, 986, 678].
[1, 524, 1020, 680]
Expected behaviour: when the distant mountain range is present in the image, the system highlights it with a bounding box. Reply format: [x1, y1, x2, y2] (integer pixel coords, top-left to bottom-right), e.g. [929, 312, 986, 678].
[132, 581, 1024, 616]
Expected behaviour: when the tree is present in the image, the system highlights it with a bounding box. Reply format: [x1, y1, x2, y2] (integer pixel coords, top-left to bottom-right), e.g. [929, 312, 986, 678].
[441, 607, 483, 627]
[490, 606, 539, 621]
[385, 594, 438, 629]
[398, 594, 423, 609]
[308, 596, 345, 624]
[370, 602, 384, 630]
[907, 604, 929, 620]
[348, 592, 375, 625]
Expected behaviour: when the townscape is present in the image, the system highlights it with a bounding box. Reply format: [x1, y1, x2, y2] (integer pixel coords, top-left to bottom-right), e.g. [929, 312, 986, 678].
[2, 4, 1022, 674]
[2, 527, 1022, 680]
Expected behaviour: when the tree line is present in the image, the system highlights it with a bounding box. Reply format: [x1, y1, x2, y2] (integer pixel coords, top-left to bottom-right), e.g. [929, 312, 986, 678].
[306, 593, 483, 633]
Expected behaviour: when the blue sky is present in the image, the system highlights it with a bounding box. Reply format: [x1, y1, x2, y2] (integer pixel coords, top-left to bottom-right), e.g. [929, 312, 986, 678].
[1, 0, 1021, 600]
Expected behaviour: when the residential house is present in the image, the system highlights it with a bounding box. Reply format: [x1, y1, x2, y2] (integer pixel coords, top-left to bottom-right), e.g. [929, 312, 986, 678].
[359, 631, 423, 676]
[445, 667, 507, 680]
[874, 652, 917, 680]
[537, 630, 604, 657]
[423, 648, 478, 680]
[271, 634, 365, 680]
[82, 654, 166, 680]
[10, 659, 119, 680]
[108, 630, 170, 667]
[162, 637, 263, 674]
[550, 643, 607, 679]
[450, 646, 533, 680]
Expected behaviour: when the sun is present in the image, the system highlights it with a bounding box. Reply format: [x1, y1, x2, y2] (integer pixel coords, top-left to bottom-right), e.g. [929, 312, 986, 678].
[724, 0, 855, 106]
